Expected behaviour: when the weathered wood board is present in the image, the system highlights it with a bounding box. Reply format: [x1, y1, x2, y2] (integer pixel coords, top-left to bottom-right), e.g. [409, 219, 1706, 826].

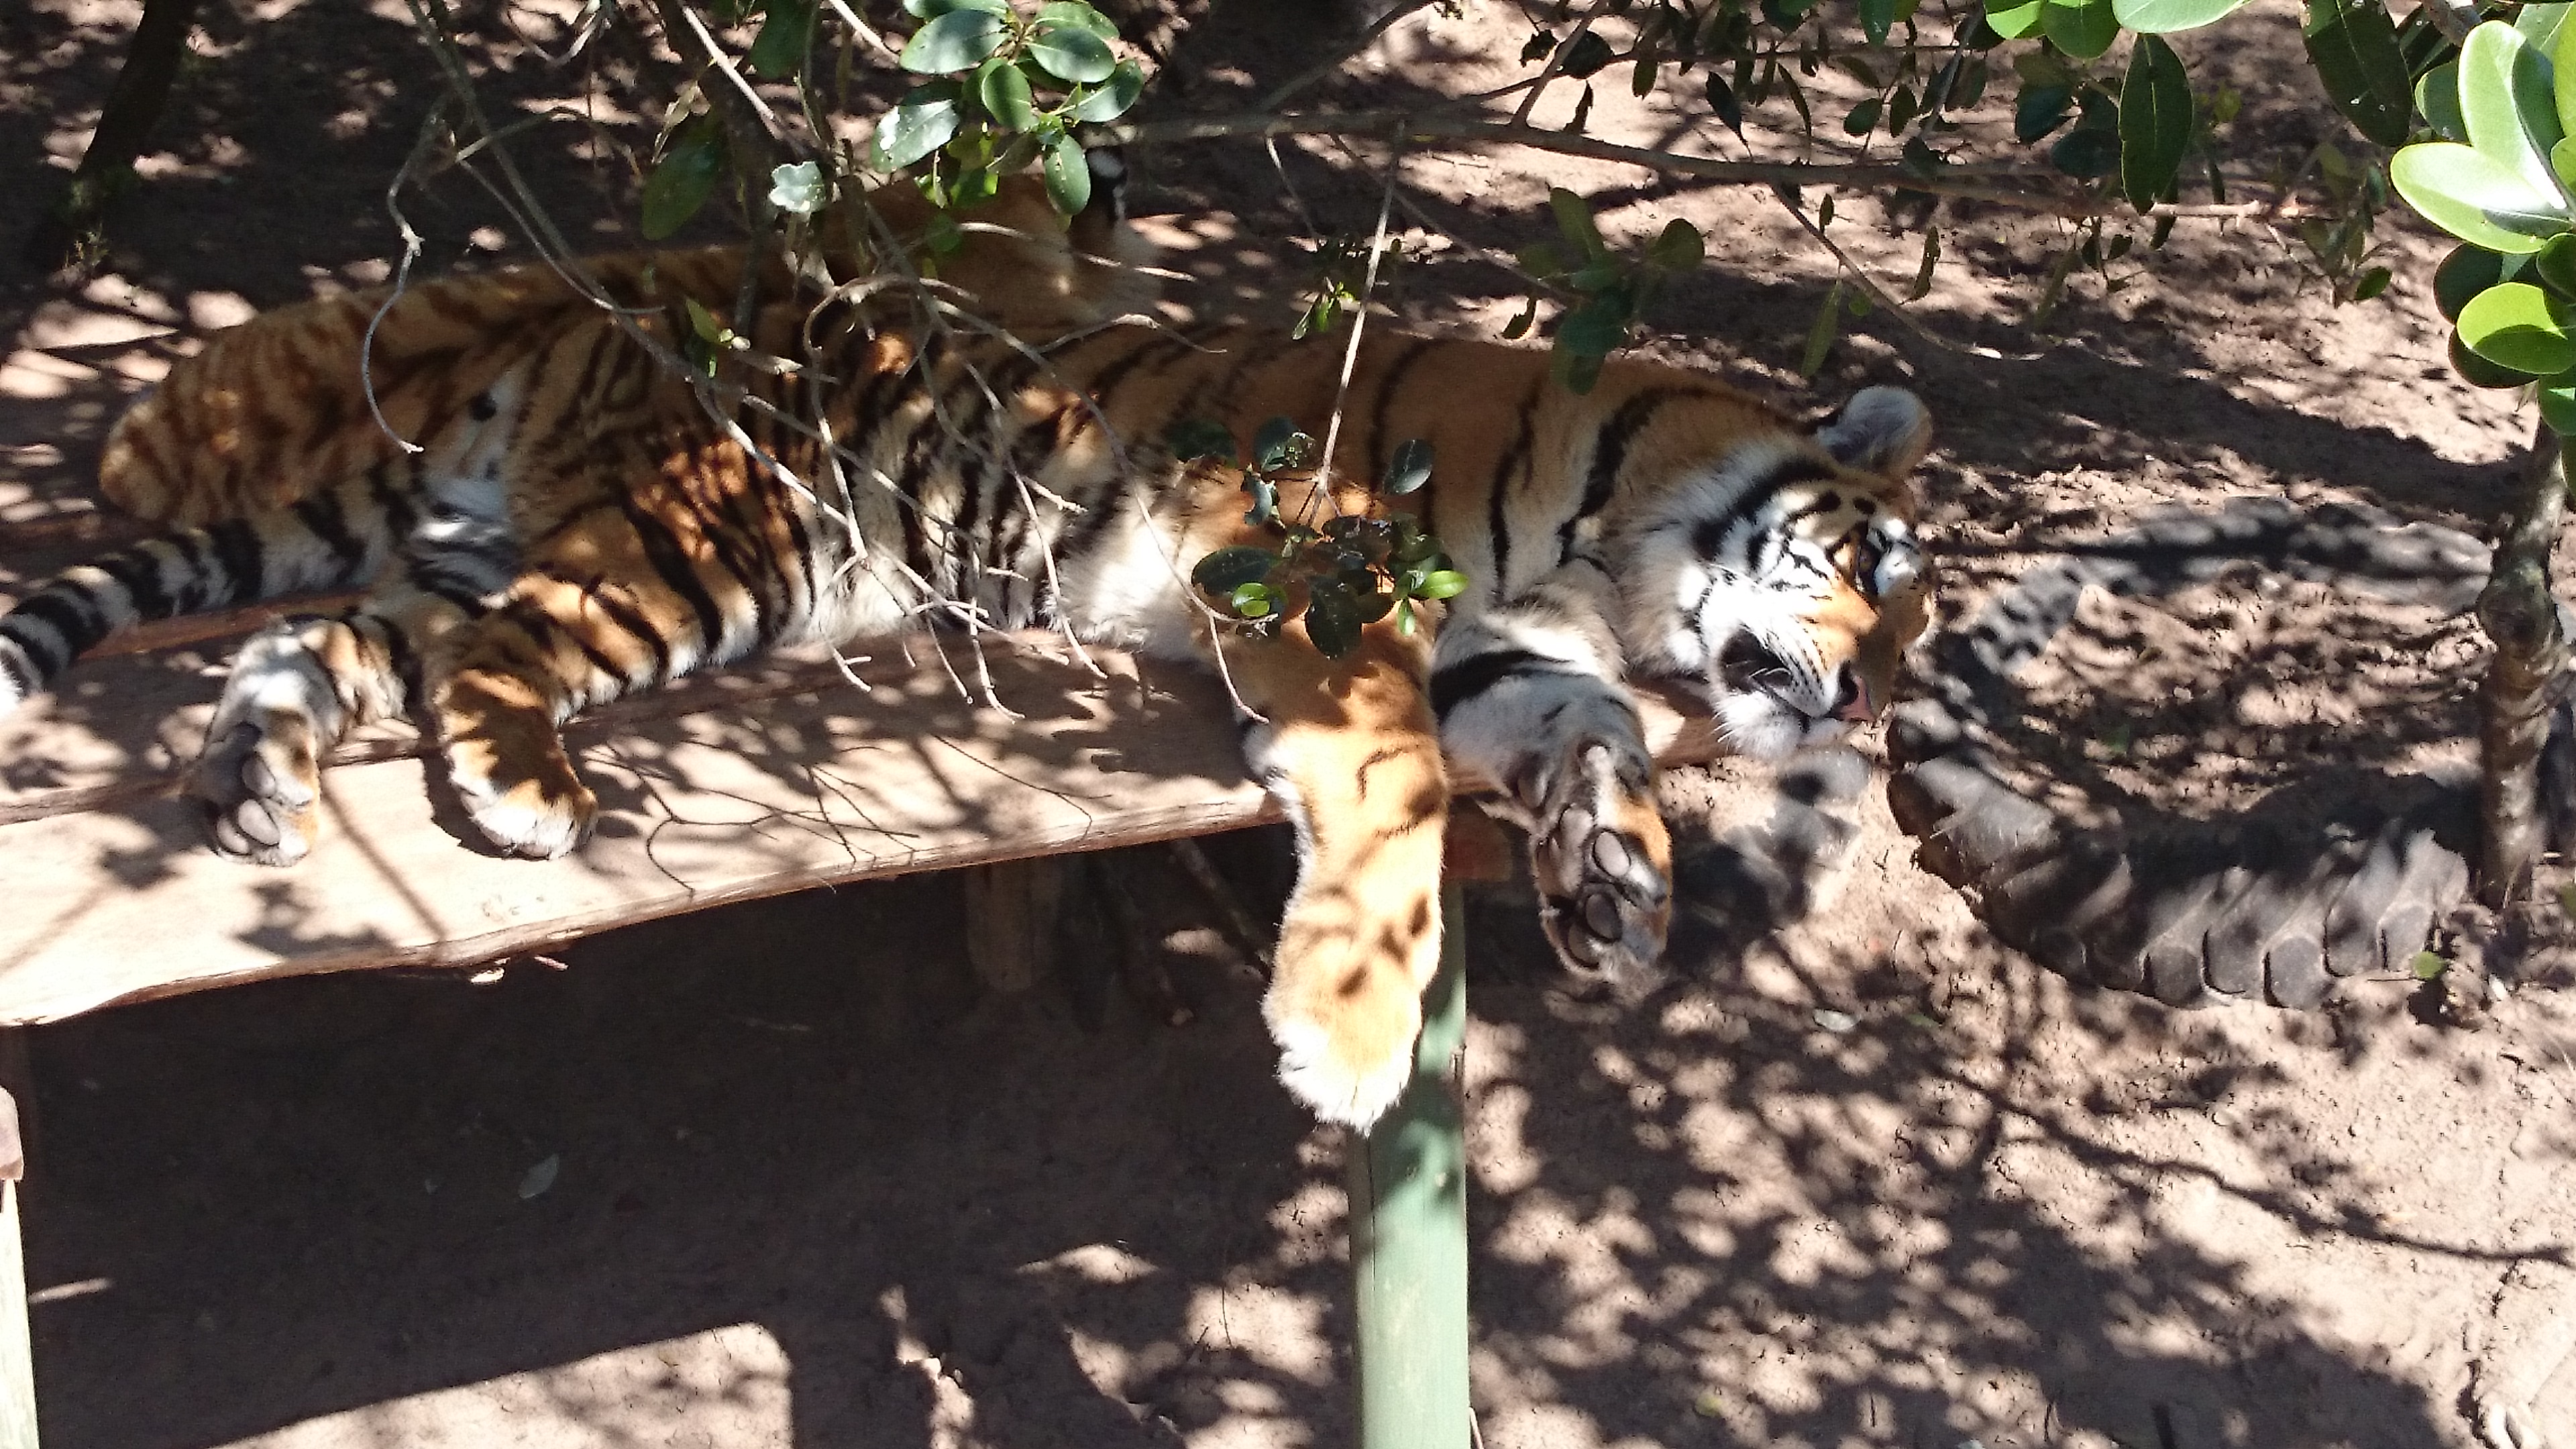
[0, 627, 1720, 1028]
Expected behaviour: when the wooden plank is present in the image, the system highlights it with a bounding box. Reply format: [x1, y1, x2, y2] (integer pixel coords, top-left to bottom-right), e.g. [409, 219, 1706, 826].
[0, 633, 1721, 1027]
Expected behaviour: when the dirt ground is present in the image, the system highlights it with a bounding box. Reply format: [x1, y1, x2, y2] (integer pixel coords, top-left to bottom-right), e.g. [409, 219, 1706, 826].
[3, 1, 2575, 1446]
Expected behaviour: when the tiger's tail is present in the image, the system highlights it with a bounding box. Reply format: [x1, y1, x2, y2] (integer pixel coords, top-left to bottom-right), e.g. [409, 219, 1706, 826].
[0, 469, 405, 716]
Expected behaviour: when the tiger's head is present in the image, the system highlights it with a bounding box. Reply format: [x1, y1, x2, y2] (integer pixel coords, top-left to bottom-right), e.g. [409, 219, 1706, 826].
[1622, 386, 1934, 760]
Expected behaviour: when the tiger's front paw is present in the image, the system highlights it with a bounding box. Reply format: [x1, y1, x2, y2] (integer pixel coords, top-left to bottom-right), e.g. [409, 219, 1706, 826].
[1520, 741, 1672, 991]
[1264, 946, 1426, 1130]
[194, 715, 324, 867]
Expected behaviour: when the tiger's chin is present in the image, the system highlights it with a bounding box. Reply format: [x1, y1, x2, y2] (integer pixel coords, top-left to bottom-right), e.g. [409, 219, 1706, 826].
[1713, 690, 1854, 761]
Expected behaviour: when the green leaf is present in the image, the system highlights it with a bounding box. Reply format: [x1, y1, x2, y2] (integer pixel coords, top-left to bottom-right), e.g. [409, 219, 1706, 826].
[1305, 582, 1362, 658]
[1560, 30, 1617, 78]
[907, 0, 1010, 15]
[1846, 96, 1885, 135]
[1412, 570, 1469, 600]
[1555, 297, 1630, 356]
[2304, 0, 2416, 147]
[975, 58, 1037, 129]
[1502, 297, 1539, 339]
[871, 83, 963, 170]
[1029, 21, 1118, 83]
[1799, 280, 1843, 377]
[2113, 0, 2249, 32]
[1650, 218, 1705, 271]
[1551, 344, 1604, 394]
[2537, 232, 2576, 298]
[1383, 439, 1435, 494]
[1166, 417, 1238, 462]
[640, 116, 726, 241]
[2353, 265, 2394, 300]
[767, 160, 827, 215]
[2410, 949, 2448, 980]
[2537, 374, 2576, 429]
[1037, 1, 1118, 37]
[1251, 417, 1309, 471]
[2436, 241, 2508, 318]
[2015, 83, 2076, 142]
[902, 7, 1006, 72]
[748, 0, 815, 78]
[1987, 0, 2044, 39]
[2556, 1, 2576, 136]
[1861, 0, 1898, 47]
[2451, 329, 2535, 384]
[1230, 581, 1278, 620]
[1073, 60, 1146, 122]
[2051, 123, 2124, 178]
[2459, 279, 2576, 373]
[2043, 0, 2120, 61]
[1042, 133, 1093, 214]
[2460, 20, 2569, 205]
[1549, 186, 1611, 262]
[1193, 545, 1276, 595]
[2390, 141, 2569, 252]
[1706, 72, 1746, 136]
[2419, 60, 2467, 143]
[2121, 36, 2192, 211]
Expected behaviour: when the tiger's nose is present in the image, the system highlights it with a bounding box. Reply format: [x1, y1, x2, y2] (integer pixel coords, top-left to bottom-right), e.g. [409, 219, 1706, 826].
[1831, 666, 1872, 722]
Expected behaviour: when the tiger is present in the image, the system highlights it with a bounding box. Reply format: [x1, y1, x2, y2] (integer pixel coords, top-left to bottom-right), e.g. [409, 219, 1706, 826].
[0, 160, 1933, 1130]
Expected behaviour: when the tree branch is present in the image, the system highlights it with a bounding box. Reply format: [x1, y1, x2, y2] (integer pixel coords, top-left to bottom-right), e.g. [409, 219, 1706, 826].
[1112, 109, 2106, 217]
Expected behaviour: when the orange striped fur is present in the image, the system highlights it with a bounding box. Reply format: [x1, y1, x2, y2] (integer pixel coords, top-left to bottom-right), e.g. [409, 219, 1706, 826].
[2, 164, 1933, 1127]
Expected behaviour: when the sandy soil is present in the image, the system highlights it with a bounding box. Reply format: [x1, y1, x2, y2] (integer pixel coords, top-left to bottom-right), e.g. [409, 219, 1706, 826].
[2, 1, 2573, 1446]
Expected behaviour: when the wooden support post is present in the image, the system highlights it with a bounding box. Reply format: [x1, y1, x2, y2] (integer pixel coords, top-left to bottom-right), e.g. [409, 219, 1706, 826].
[0, 1040, 37, 1449]
[963, 859, 1066, 995]
[1344, 879, 1470, 1449]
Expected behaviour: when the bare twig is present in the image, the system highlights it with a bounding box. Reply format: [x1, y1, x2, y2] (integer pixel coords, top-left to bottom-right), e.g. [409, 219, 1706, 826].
[1513, 3, 1601, 126]
[1112, 109, 2112, 218]
[1314, 154, 1403, 494]
[1768, 183, 2048, 363]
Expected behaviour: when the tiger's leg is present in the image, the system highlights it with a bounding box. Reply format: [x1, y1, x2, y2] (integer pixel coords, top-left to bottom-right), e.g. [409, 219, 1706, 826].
[1429, 572, 1673, 991]
[1221, 616, 1450, 1130]
[428, 568, 680, 860]
[193, 591, 452, 865]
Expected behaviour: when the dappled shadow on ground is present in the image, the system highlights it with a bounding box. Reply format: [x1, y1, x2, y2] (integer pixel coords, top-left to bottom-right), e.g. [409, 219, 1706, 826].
[21, 837, 2568, 1448]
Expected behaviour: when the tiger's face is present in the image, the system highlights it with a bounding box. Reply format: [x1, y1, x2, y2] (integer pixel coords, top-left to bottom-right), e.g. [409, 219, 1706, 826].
[1624, 386, 1933, 760]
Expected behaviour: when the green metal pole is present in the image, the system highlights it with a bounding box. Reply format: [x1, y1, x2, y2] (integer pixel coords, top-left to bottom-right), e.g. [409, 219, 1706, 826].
[1345, 880, 1470, 1448]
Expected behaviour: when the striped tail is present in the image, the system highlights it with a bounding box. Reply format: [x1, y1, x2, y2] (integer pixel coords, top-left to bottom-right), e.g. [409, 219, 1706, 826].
[0, 470, 407, 716]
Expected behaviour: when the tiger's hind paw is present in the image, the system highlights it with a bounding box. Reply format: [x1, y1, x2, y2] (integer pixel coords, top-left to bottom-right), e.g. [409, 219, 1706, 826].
[1526, 742, 1673, 993]
[194, 718, 323, 867]
[1265, 965, 1423, 1130]
[451, 766, 598, 860]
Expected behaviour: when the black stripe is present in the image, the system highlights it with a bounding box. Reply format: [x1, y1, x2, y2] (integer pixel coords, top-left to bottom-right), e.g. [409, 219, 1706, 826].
[95, 549, 174, 623]
[204, 519, 266, 609]
[543, 570, 676, 684]
[1487, 374, 1546, 599]
[367, 458, 421, 547]
[498, 598, 629, 696]
[0, 627, 42, 693]
[1366, 339, 1440, 486]
[0, 616, 67, 680]
[11, 594, 99, 669]
[1429, 647, 1566, 722]
[292, 493, 371, 581]
[1560, 388, 1700, 566]
[616, 496, 729, 661]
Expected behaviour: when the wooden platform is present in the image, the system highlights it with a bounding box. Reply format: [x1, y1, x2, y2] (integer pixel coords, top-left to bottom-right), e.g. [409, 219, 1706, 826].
[0, 619, 1721, 1027]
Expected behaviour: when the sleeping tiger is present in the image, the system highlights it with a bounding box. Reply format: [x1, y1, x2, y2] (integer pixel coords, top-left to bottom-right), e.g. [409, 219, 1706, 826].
[0, 163, 1933, 1128]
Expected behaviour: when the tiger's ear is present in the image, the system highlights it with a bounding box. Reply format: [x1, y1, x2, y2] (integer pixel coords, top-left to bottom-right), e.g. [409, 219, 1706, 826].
[1814, 386, 1931, 477]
